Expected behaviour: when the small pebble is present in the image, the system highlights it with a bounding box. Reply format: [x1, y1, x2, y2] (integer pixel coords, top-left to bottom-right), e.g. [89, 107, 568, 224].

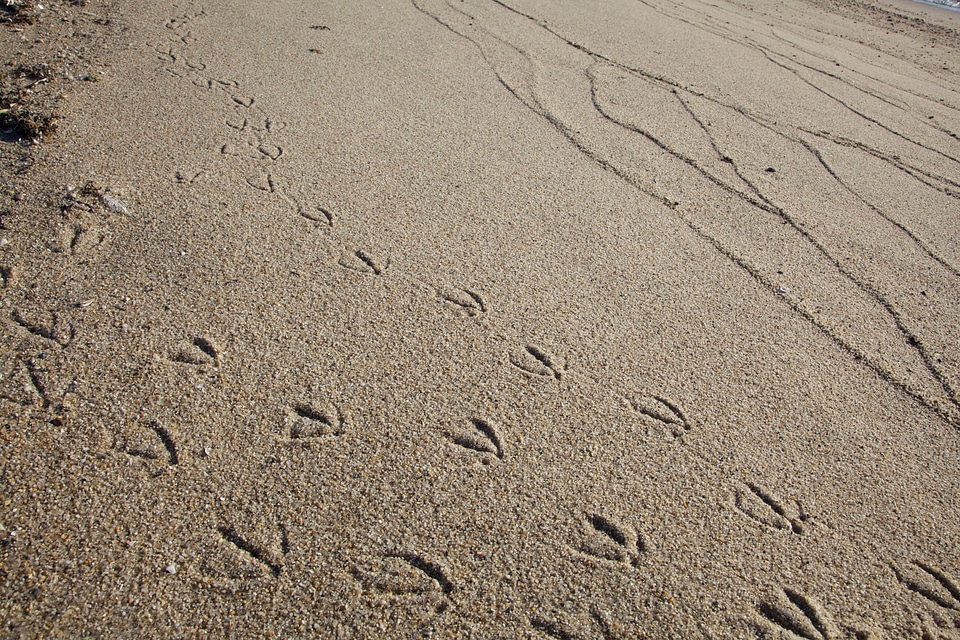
[165, 564, 177, 574]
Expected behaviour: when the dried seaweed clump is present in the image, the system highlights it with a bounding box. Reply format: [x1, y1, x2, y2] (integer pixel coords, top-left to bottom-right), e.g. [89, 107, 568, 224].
[0, 1, 41, 24]
[0, 64, 58, 139]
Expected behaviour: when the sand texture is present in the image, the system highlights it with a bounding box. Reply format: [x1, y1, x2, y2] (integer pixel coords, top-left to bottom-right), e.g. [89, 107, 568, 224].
[1, 0, 960, 637]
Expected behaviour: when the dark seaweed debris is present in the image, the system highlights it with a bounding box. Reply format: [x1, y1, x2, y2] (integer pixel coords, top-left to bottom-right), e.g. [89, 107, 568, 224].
[0, 64, 58, 139]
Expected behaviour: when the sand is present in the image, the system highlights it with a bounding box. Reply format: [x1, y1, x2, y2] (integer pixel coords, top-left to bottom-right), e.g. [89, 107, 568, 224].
[1, 0, 959, 637]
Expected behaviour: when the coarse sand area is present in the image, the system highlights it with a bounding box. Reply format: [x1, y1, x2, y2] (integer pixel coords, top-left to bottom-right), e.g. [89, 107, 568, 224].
[1, 0, 959, 636]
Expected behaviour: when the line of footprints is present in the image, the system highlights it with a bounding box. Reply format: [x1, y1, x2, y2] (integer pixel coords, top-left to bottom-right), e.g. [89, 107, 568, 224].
[159, 5, 338, 231]
[113, 318, 960, 638]
[95, 4, 960, 637]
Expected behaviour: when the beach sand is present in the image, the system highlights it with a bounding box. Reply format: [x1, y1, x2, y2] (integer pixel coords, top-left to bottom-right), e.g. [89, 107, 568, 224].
[1, 0, 959, 636]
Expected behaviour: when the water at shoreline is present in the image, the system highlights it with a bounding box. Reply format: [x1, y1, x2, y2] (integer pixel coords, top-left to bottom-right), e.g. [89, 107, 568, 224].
[911, 0, 960, 12]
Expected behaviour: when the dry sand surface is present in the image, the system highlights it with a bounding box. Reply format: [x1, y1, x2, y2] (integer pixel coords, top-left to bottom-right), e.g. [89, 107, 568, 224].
[1, 0, 960, 636]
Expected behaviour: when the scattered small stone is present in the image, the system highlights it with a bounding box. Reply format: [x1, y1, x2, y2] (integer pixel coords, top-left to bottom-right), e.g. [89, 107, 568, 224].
[164, 563, 177, 574]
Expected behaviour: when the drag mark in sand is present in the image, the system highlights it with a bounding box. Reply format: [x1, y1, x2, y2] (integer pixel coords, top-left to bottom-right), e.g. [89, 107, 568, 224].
[799, 137, 960, 280]
[585, 66, 960, 427]
[634, 0, 960, 169]
[805, 129, 960, 206]
[410, 0, 960, 428]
